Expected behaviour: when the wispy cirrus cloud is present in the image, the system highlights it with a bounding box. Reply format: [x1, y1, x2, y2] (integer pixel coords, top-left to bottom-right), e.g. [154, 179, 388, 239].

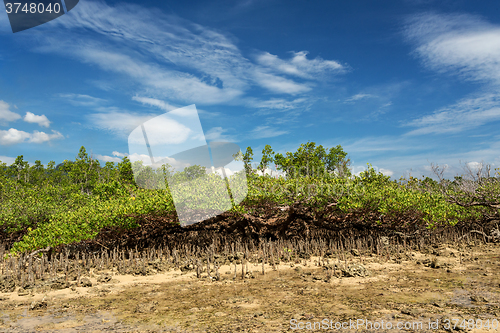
[58, 93, 108, 107]
[86, 109, 157, 137]
[250, 125, 288, 139]
[132, 96, 178, 112]
[252, 71, 312, 95]
[403, 92, 500, 135]
[403, 12, 500, 135]
[21, 0, 345, 105]
[344, 93, 377, 103]
[404, 12, 500, 84]
[27, 2, 248, 102]
[256, 51, 345, 79]
[341, 135, 428, 154]
[131, 96, 220, 118]
[248, 97, 307, 110]
[338, 131, 500, 180]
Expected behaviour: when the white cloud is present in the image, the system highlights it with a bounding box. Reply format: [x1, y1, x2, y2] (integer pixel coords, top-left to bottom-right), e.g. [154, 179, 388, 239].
[95, 154, 122, 163]
[0, 128, 63, 145]
[255, 167, 286, 177]
[166, 105, 199, 118]
[24, 0, 344, 104]
[466, 161, 481, 169]
[30, 2, 249, 104]
[256, 51, 345, 79]
[128, 153, 153, 163]
[205, 127, 236, 141]
[132, 96, 177, 112]
[0, 156, 15, 165]
[349, 163, 395, 177]
[128, 153, 191, 170]
[404, 92, 500, 135]
[249, 98, 307, 110]
[112, 151, 127, 158]
[0, 128, 32, 145]
[213, 166, 236, 177]
[253, 71, 312, 94]
[100, 110, 193, 147]
[405, 12, 500, 84]
[29, 130, 63, 143]
[87, 110, 157, 137]
[250, 125, 288, 139]
[140, 117, 192, 146]
[196, 108, 222, 118]
[0, 100, 21, 125]
[379, 168, 394, 177]
[351, 165, 368, 177]
[58, 93, 107, 107]
[349, 164, 393, 178]
[403, 13, 500, 136]
[24, 112, 51, 128]
[344, 93, 377, 103]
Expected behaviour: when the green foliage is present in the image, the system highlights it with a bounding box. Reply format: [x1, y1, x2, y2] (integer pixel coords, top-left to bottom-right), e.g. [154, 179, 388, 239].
[242, 147, 254, 175]
[2, 143, 497, 255]
[10, 187, 176, 254]
[274, 141, 350, 178]
[357, 163, 391, 185]
[93, 180, 129, 201]
[258, 145, 274, 175]
[69, 146, 101, 194]
[132, 161, 164, 190]
[118, 156, 136, 185]
[324, 145, 350, 176]
[183, 165, 207, 181]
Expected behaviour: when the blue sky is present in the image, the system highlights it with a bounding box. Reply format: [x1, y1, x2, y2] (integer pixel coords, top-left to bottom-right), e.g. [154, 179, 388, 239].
[1, 0, 500, 179]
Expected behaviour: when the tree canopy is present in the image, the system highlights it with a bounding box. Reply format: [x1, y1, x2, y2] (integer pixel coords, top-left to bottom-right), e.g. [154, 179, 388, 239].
[271, 141, 351, 178]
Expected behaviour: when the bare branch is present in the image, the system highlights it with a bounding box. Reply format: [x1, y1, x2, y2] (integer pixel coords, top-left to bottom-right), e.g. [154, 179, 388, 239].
[429, 161, 500, 212]
[458, 229, 500, 242]
[446, 197, 500, 209]
[430, 162, 447, 182]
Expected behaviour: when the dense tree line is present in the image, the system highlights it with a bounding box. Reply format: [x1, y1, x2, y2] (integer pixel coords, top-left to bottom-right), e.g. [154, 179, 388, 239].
[1, 143, 499, 255]
[0, 147, 135, 192]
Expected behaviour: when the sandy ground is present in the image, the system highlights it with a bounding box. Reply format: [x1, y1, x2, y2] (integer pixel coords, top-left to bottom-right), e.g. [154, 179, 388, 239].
[0, 242, 499, 332]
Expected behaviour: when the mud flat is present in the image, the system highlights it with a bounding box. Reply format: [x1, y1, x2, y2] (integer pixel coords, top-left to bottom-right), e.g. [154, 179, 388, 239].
[1, 240, 499, 332]
[1, 206, 499, 332]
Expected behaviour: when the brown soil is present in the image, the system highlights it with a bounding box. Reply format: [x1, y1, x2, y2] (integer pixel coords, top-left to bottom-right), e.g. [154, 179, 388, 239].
[1, 204, 499, 332]
[1, 243, 499, 332]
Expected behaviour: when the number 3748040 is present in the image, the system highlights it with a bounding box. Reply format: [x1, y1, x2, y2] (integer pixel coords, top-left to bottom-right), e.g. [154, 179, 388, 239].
[5, 2, 61, 14]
